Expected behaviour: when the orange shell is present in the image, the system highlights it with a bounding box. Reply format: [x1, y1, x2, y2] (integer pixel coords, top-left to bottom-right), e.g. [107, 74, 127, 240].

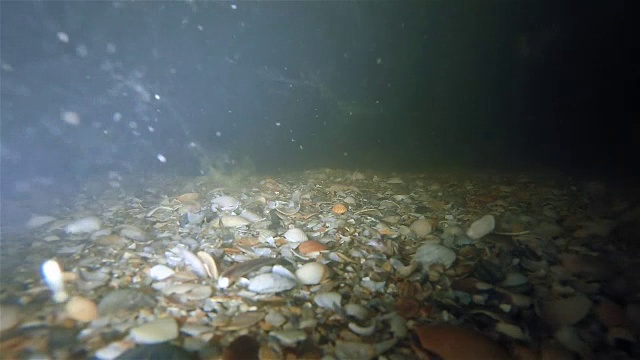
[332, 203, 348, 215]
[298, 240, 328, 254]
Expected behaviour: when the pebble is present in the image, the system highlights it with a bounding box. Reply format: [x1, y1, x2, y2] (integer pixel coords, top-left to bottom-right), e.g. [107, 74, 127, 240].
[466, 214, 495, 240]
[541, 295, 593, 328]
[314, 292, 342, 310]
[414, 324, 510, 359]
[295, 262, 329, 285]
[265, 310, 287, 327]
[269, 329, 307, 347]
[65, 296, 98, 322]
[500, 272, 529, 287]
[65, 216, 102, 234]
[344, 303, 369, 321]
[410, 218, 433, 237]
[98, 289, 157, 317]
[248, 273, 297, 293]
[119, 225, 147, 242]
[0, 304, 20, 333]
[414, 243, 457, 269]
[130, 317, 179, 344]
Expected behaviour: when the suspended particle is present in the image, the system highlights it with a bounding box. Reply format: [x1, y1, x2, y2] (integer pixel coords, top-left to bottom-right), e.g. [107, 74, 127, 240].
[57, 32, 69, 43]
[157, 154, 167, 163]
[61, 111, 81, 126]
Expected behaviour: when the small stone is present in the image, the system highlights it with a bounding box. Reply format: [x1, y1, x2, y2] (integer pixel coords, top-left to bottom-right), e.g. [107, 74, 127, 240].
[65, 296, 98, 322]
[119, 225, 147, 242]
[270, 329, 307, 347]
[541, 295, 593, 328]
[0, 304, 21, 333]
[98, 289, 157, 317]
[130, 317, 179, 344]
[314, 292, 342, 310]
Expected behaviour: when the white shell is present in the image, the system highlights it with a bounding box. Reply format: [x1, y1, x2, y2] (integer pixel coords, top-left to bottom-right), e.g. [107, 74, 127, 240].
[219, 215, 251, 228]
[314, 292, 342, 310]
[149, 265, 175, 281]
[296, 262, 328, 285]
[284, 228, 308, 242]
[197, 251, 219, 279]
[466, 214, 495, 240]
[248, 273, 296, 293]
[239, 210, 264, 223]
[348, 321, 376, 336]
[211, 196, 240, 212]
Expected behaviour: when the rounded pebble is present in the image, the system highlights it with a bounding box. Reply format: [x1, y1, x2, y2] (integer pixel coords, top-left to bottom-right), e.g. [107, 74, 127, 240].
[410, 218, 433, 237]
[65, 296, 98, 322]
[130, 317, 179, 344]
[314, 292, 342, 310]
[414, 243, 456, 269]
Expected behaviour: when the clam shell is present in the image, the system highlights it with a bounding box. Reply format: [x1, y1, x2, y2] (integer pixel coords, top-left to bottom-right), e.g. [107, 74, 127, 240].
[219, 215, 251, 228]
[296, 262, 329, 285]
[197, 251, 219, 279]
[211, 196, 240, 212]
[298, 240, 327, 255]
[248, 273, 297, 293]
[284, 228, 308, 242]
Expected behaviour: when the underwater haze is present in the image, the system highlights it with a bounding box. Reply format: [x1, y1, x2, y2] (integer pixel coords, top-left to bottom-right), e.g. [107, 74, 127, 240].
[0, 1, 635, 233]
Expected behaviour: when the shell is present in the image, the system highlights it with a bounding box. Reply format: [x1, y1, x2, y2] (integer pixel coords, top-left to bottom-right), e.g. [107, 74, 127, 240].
[197, 251, 219, 279]
[298, 240, 327, 255]
[284, 228, 308, 242]
[218, 215, 251, 228]
[332, 203, 348, 215]
[175, 192, 200, 203]
[296, 262, 330, 285]
[211, 196, 240, 212]
[248, 273, 297, 293]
